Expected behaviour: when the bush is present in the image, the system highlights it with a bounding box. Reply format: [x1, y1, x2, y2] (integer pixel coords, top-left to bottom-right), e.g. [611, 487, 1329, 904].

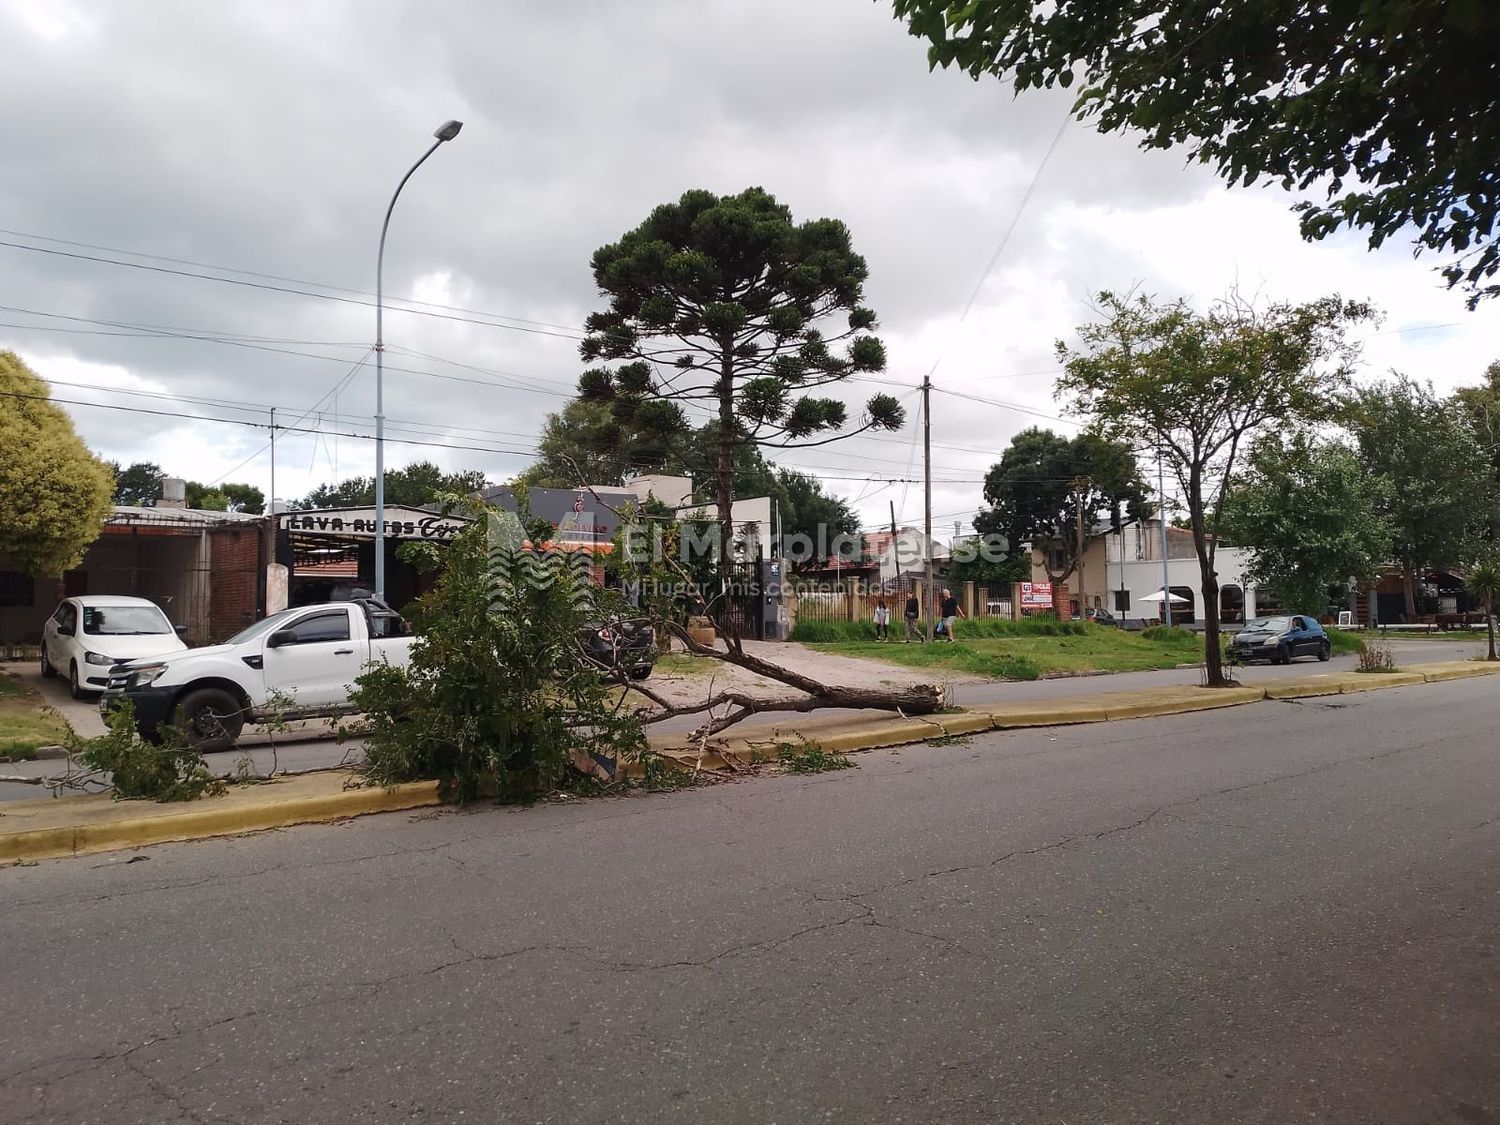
[1356, 637, 1397, 673]
[1140, 625, 1197, 644]
[1325, 627, 1364, 656]
[73, 700, 223, 802]
[992, 654, 1042, 680]
[352, 500, 646, 803]
[789, 615, 1088, 643]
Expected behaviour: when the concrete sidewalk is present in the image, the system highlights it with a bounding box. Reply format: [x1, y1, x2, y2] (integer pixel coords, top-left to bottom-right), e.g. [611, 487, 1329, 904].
[4, 659, 1495, 865]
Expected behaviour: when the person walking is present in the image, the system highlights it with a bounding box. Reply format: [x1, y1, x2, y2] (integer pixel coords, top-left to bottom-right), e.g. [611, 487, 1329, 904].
[903, 591, 922, 643]
[939, 587, 964, 643]
[873, 596, 891, 641]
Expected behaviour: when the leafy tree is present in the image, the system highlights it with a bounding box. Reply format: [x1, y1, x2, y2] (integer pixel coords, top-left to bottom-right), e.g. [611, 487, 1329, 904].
[576, 187, 904, 592]
[298, 461, 487, 509]
[973, 427, 1147, 586]
[1348, 376, 1490, 618]
[775, 468, 859, 556]
[1220, 434, 1391, 616]
[891, 0, 1500, 306]
[946, 535, 1030, 587]
[110, 461, 163, 507]
[1454, 360, 1500, 539]
[1465, 559, 1500, 662]
[1057, 291, 1373, 685]
[0, 351, 113, 575]
[183, 480, 264, 514]
[518, 398, 635, 488]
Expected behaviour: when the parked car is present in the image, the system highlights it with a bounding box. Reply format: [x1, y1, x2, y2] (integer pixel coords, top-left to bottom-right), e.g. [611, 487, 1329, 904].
[1084, 606, 1119, 627]
[1227, 615, 1331, 665]
[578, 617, 657, 680]
[41, 596, 188, 699]
[101, 601, 415, 750]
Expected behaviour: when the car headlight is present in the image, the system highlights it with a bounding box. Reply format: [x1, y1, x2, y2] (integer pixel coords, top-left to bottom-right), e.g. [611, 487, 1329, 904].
[1260, 637, 1283, 646]
[126, 663, 169, 687]
[84, 651, 115, 666]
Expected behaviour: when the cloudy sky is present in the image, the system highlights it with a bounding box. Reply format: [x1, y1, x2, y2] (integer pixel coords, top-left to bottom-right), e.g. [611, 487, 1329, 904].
[3, 0, 1497, 537]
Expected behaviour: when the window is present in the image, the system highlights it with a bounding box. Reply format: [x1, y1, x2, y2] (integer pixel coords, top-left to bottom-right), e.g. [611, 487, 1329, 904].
[1114, 590, 1130, 613]
[82, 605, 172, 635]
[0, 571, 33, 607]
[286, 611, 351, 645]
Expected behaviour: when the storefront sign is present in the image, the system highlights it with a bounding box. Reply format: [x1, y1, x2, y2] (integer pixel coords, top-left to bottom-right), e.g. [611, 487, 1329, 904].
[281, 507, 468, 541]
[1019, 581, 1053, 609]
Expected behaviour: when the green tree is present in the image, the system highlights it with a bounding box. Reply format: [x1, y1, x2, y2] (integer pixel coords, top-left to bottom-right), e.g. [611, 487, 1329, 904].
[775, 468, 859, 555]
[110, 461, 163, 506]
[1220, 435, 1391, 616]
[183, 481, 264, 514]
[891, 0, 1500, 305]
[1465, 559, 1500, 662]
[518, 399, 630, 488]
[1454, 360, 1500, 539]
[946, 535, 1030, 588]
[298, 461, 487, 509]
[576, 187, 903, 592]
[1057, 292, 1373, 685]
[973, 427, 1147, 586]
[0, 351, 113, 575]
[1348, 376, 1490, 618]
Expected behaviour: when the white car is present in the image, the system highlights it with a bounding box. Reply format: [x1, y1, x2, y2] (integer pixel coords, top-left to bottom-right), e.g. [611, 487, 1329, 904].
[41, 596, 188, 699]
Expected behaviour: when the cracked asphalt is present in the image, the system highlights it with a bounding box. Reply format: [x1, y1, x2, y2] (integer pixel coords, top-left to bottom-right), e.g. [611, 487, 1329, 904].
[1, 677, 1497, 1124]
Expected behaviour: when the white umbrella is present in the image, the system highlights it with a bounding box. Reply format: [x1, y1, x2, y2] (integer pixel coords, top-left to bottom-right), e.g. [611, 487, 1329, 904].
[1137, 589, 1189, 604]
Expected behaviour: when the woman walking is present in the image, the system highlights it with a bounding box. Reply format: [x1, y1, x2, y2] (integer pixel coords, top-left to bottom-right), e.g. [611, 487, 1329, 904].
[873, 597, 891, 641]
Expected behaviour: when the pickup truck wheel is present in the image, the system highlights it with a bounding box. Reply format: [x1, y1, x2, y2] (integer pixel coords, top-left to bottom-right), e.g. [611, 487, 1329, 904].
[175, 687, 245, 751]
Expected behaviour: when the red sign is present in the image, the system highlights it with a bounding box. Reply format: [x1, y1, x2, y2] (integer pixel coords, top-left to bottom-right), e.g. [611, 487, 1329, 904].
[1019, 581, 1053, 609]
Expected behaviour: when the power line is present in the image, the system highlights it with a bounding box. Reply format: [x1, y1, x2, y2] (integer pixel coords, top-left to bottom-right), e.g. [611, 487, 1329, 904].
[0, 239, 589, 342]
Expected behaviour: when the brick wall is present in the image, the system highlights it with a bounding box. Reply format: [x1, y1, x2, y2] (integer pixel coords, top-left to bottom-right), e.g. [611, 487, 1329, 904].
[209, 526, 262, 641]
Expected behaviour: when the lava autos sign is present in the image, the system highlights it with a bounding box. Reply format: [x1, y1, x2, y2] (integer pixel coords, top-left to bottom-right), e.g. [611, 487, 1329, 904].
[281, 507, 468, 541]
[1019, 581, 1054, 609]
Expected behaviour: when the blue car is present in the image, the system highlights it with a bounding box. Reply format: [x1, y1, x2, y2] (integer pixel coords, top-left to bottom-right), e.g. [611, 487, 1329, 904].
[1227, 615, 1331, 665]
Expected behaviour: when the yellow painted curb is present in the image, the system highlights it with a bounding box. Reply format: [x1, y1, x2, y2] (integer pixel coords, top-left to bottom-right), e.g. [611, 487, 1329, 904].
[1336, 671, 1427, 693]
[1263, 677, 1346, 699]
[0, 776, 441, 864]
[977, 703, 1111, 728]
[1419, 660, 1500, 683]
[1102, 686, 1264, 720]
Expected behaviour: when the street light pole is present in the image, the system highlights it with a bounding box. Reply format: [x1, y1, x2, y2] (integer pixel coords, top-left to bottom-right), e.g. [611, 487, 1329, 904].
[374, 119, 463, 601]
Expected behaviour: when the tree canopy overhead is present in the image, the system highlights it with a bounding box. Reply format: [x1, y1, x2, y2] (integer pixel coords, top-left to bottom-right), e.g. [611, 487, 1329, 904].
[0, 351, 114, 576]
[576, 186, 904, 576]
[890, 0, 1500, 306]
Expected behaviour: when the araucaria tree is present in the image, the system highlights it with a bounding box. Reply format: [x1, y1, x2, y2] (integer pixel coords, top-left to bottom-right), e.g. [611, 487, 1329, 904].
[577, 187, 904, 599]
[1057, 292, 1374, 686]
[0, 351, 113, 576]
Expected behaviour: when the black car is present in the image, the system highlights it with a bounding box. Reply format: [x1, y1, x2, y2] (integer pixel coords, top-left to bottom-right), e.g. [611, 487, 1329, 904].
[1227, 615, 1331, 664]
[579, 618, 656, 680]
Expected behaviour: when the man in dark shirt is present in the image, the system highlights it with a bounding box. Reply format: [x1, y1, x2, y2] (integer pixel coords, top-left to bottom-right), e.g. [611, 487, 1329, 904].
[903, 593, 922, 643]
[939, 588, 964, 643]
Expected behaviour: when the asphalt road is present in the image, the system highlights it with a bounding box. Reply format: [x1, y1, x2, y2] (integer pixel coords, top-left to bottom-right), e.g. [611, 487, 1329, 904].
[2, 678, 1497, 1123]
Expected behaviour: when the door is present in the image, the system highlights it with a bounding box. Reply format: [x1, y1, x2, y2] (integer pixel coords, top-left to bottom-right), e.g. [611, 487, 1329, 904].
[46, 601, 78, 670]
[260, 608, 363, 710]
[1289, 617, 1312, 656]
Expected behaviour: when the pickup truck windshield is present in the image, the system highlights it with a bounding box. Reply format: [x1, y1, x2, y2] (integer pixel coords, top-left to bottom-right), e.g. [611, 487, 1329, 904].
[82, 606, 172, 635]
[225, 609, 299, 646]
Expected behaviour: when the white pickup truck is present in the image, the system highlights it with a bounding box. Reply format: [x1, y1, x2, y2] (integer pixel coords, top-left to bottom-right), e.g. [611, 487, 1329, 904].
[101, 601, 415, 750]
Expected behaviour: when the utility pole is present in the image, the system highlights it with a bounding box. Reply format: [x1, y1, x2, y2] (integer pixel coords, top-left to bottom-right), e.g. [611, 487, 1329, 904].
[269, 407, 276, 519]
[923, 375, 934, 643]
[889, 499, 903, 587]
[1157, 455, 1171, 625]
[1072, 476, 1089, 620]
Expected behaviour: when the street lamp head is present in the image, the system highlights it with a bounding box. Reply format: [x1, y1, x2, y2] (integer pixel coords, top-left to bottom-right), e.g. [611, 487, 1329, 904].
[434, 120, 463, 142]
